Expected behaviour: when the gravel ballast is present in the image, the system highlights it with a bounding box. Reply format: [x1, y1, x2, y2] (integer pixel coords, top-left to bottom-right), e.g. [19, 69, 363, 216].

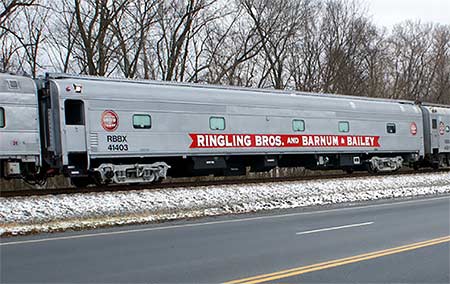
[1, 172, 450, 236]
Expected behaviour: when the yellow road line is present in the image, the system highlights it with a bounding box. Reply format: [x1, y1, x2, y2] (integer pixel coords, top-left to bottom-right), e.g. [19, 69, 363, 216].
[225, 235, 450, 284]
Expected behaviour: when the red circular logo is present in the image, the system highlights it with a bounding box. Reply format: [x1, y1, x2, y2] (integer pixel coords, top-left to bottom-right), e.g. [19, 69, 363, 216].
[439, 122, 445, 135]
[410, 122, 417, 135]
[101, 110, 119, 132]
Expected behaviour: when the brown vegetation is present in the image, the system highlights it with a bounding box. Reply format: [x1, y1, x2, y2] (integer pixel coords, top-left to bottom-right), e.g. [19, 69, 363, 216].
[1, 0, 449, 103]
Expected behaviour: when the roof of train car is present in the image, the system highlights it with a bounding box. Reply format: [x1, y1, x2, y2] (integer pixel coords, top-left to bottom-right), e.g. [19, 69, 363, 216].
[0, 73, 36, 93]
[0, 73, 37, 105]
[48, 78, 422, 117]
[46, 72, 420, 106]
[422, 105, 450, 115]
[2, 72, 448, 110]
[421, 102, 450, 109]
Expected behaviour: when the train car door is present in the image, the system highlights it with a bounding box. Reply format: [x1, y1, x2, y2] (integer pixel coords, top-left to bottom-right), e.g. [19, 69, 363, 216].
[63, 99, 87, 153]
[430, 115, 440, 153]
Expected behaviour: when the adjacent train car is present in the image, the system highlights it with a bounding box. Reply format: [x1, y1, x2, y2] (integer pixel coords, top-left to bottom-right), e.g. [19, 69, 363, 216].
[420, 104, 450, 168]
[0, 73, 41, 181]
[39, 74, 424, 186]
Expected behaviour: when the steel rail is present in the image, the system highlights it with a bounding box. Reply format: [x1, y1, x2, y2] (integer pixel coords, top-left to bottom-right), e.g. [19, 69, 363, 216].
[1, 169, 449, 198]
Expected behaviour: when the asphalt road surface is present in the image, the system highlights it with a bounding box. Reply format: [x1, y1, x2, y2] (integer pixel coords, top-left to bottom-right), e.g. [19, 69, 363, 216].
[1, 195, 450, 283]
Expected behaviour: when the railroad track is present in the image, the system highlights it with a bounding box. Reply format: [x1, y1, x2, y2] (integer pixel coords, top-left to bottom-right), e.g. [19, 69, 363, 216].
[1, 169, 449, 198]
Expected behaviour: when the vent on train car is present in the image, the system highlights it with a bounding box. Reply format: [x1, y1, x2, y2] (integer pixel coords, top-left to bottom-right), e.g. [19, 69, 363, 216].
[7, 79, 19, 89]
[90, 133, 99, 151]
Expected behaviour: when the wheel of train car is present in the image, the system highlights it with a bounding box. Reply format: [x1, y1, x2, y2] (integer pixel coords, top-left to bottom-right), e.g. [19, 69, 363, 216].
[70, 177, 92, 188]
[432, 162, 440, 170]
[367, 164, 378, 174]
[144, 172, 156, 183]
[344, 168, 354, 174]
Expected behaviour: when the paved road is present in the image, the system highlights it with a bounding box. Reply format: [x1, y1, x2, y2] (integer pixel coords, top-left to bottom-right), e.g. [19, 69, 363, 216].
[282, 242, 450, 283]
[1, 195, 449, 283]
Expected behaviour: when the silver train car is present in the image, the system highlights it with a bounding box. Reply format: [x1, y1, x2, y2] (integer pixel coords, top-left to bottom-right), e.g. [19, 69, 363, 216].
[1, 73, 449, 187]
[420, 105, 450, 167]
[0, 74, 42, 183]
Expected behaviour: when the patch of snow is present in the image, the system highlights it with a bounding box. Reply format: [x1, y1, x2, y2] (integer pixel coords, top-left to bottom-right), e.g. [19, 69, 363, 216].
[1, 172, 450, 236]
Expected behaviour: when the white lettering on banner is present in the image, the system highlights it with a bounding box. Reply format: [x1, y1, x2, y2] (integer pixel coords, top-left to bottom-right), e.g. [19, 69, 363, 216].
[189, 134, 381, 148]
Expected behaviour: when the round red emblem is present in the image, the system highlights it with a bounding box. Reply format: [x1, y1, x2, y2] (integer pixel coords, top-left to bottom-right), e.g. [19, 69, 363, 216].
[439, 121, 445, 135]
[101, 110, 119, 132]
[410, 122, 417, 135]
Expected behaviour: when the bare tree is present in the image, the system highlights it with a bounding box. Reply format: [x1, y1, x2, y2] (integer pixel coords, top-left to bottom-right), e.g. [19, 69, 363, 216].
[0, 0, 48, 76]
[178, 0, 235, 83]
[428, 25, 450, 104]
[18, 3, 48, 77]
[242, 0, 308, 89]
[316, 0, 373, 96]
[0, 0, 38, 73]
[153, 0, 214, 81]
[0, 0, 35, 26]
[359, 26, 390, 98]
[0, 12, 19, 71]
[199, 1, 261, 85]
[388, 21, 434, 101]
[288, 1, 323, 92]
[73, 0, 129, 75]
[44, 0, 79, 73]
[110, 0, 158, 78]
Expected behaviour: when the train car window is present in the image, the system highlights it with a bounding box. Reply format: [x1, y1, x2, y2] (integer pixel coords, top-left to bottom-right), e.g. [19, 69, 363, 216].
[133, 114, 151, 129]
[338, 121, 349, 133]
[210, 117, 225, 130]
[432, 119, 437, 129]
[0, 107, 4, 128]
[64, 100, 85, 125]
[292, 119, 305, 132]
[386, 123, 396, 134]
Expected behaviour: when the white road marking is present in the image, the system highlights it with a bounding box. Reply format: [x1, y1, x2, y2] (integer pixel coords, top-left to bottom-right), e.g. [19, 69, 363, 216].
[296, 221, 374, 235]
[1, 195, 449, 246]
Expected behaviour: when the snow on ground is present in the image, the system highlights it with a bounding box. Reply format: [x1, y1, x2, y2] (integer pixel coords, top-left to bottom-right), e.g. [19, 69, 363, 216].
[1, 172, 450, 236]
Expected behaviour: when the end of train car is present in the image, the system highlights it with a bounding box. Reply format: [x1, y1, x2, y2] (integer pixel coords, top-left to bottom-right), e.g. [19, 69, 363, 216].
[420, 104, 450, 168]
[0, 73, 43, 183]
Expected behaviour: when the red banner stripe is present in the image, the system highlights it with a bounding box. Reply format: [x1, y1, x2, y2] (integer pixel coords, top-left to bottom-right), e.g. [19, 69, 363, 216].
[189, 134, 380, 148]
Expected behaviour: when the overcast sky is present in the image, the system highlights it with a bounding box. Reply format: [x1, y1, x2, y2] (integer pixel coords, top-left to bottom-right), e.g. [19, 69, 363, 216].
[366, 0, 450, 28]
